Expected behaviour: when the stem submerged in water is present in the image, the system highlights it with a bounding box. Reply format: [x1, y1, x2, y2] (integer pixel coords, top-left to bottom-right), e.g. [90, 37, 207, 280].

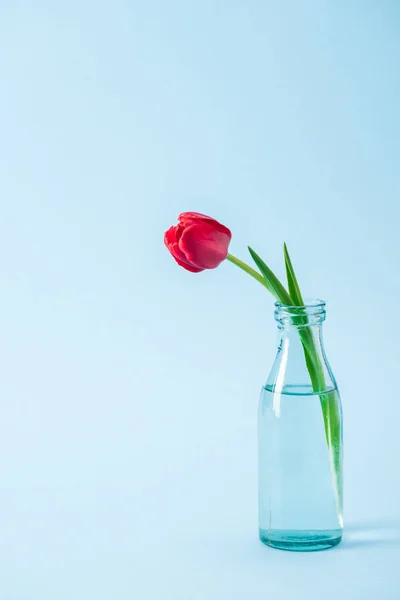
[287, 322, 342, 516]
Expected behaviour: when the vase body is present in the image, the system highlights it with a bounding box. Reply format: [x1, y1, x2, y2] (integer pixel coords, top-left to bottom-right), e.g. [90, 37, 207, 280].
[258, 300, 343, 551]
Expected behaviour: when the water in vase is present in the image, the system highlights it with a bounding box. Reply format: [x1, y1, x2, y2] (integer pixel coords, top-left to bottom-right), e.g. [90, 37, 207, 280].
[258, 384, 343, 552]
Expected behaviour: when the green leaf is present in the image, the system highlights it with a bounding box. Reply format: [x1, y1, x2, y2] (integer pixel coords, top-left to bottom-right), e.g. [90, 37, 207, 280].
[248, 246, 293, 305]
[283, 242, 304, 306]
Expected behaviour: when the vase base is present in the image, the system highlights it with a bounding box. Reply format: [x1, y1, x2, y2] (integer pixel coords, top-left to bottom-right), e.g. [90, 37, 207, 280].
[259, 528, 342, 552]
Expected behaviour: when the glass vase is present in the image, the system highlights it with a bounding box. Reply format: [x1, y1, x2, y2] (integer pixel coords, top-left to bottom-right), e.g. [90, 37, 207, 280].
[258, 300, 343, 552]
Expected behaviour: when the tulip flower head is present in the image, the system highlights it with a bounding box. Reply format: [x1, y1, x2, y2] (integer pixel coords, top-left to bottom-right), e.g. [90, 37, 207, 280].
[164, 212, 232, 272]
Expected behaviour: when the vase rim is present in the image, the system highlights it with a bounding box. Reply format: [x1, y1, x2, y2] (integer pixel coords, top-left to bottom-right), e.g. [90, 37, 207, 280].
[275, 298, 326, 310]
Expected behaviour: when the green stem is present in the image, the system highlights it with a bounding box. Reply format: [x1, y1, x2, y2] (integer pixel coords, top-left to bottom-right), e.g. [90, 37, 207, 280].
[226, 252, 340, 463]
[226, 253, 268, 288]
[298, 326, 337, 442]
[226, 250, 341, 512]
[298, 326, 342, 510]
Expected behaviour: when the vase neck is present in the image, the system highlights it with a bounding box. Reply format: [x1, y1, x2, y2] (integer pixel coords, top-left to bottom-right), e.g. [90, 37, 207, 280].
[267, 300, 336, 393]
[274, 300, 326, 330]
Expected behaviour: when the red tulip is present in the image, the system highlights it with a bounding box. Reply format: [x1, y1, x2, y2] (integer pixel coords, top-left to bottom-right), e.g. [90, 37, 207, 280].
[164, 212, 232, 272]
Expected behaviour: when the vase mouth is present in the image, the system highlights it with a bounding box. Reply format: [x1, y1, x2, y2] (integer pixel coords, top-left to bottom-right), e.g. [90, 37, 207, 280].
[274, 298, 326, 326]
[274, 298, 326, 310]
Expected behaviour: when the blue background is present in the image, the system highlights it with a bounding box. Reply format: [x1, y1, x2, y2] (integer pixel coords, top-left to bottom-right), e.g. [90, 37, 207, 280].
[1, 1, 399, 598]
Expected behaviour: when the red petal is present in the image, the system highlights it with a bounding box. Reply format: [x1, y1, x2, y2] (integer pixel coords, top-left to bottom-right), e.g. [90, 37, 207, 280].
[164, 225, 178, 246]
[179, 212, 232, 239]
[170, 246, 204, 272]
[179, 211, 212, 222]
[179, 223, 231, 269]
[164, 226, 203, 272]
[171, 241, 204, 272]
